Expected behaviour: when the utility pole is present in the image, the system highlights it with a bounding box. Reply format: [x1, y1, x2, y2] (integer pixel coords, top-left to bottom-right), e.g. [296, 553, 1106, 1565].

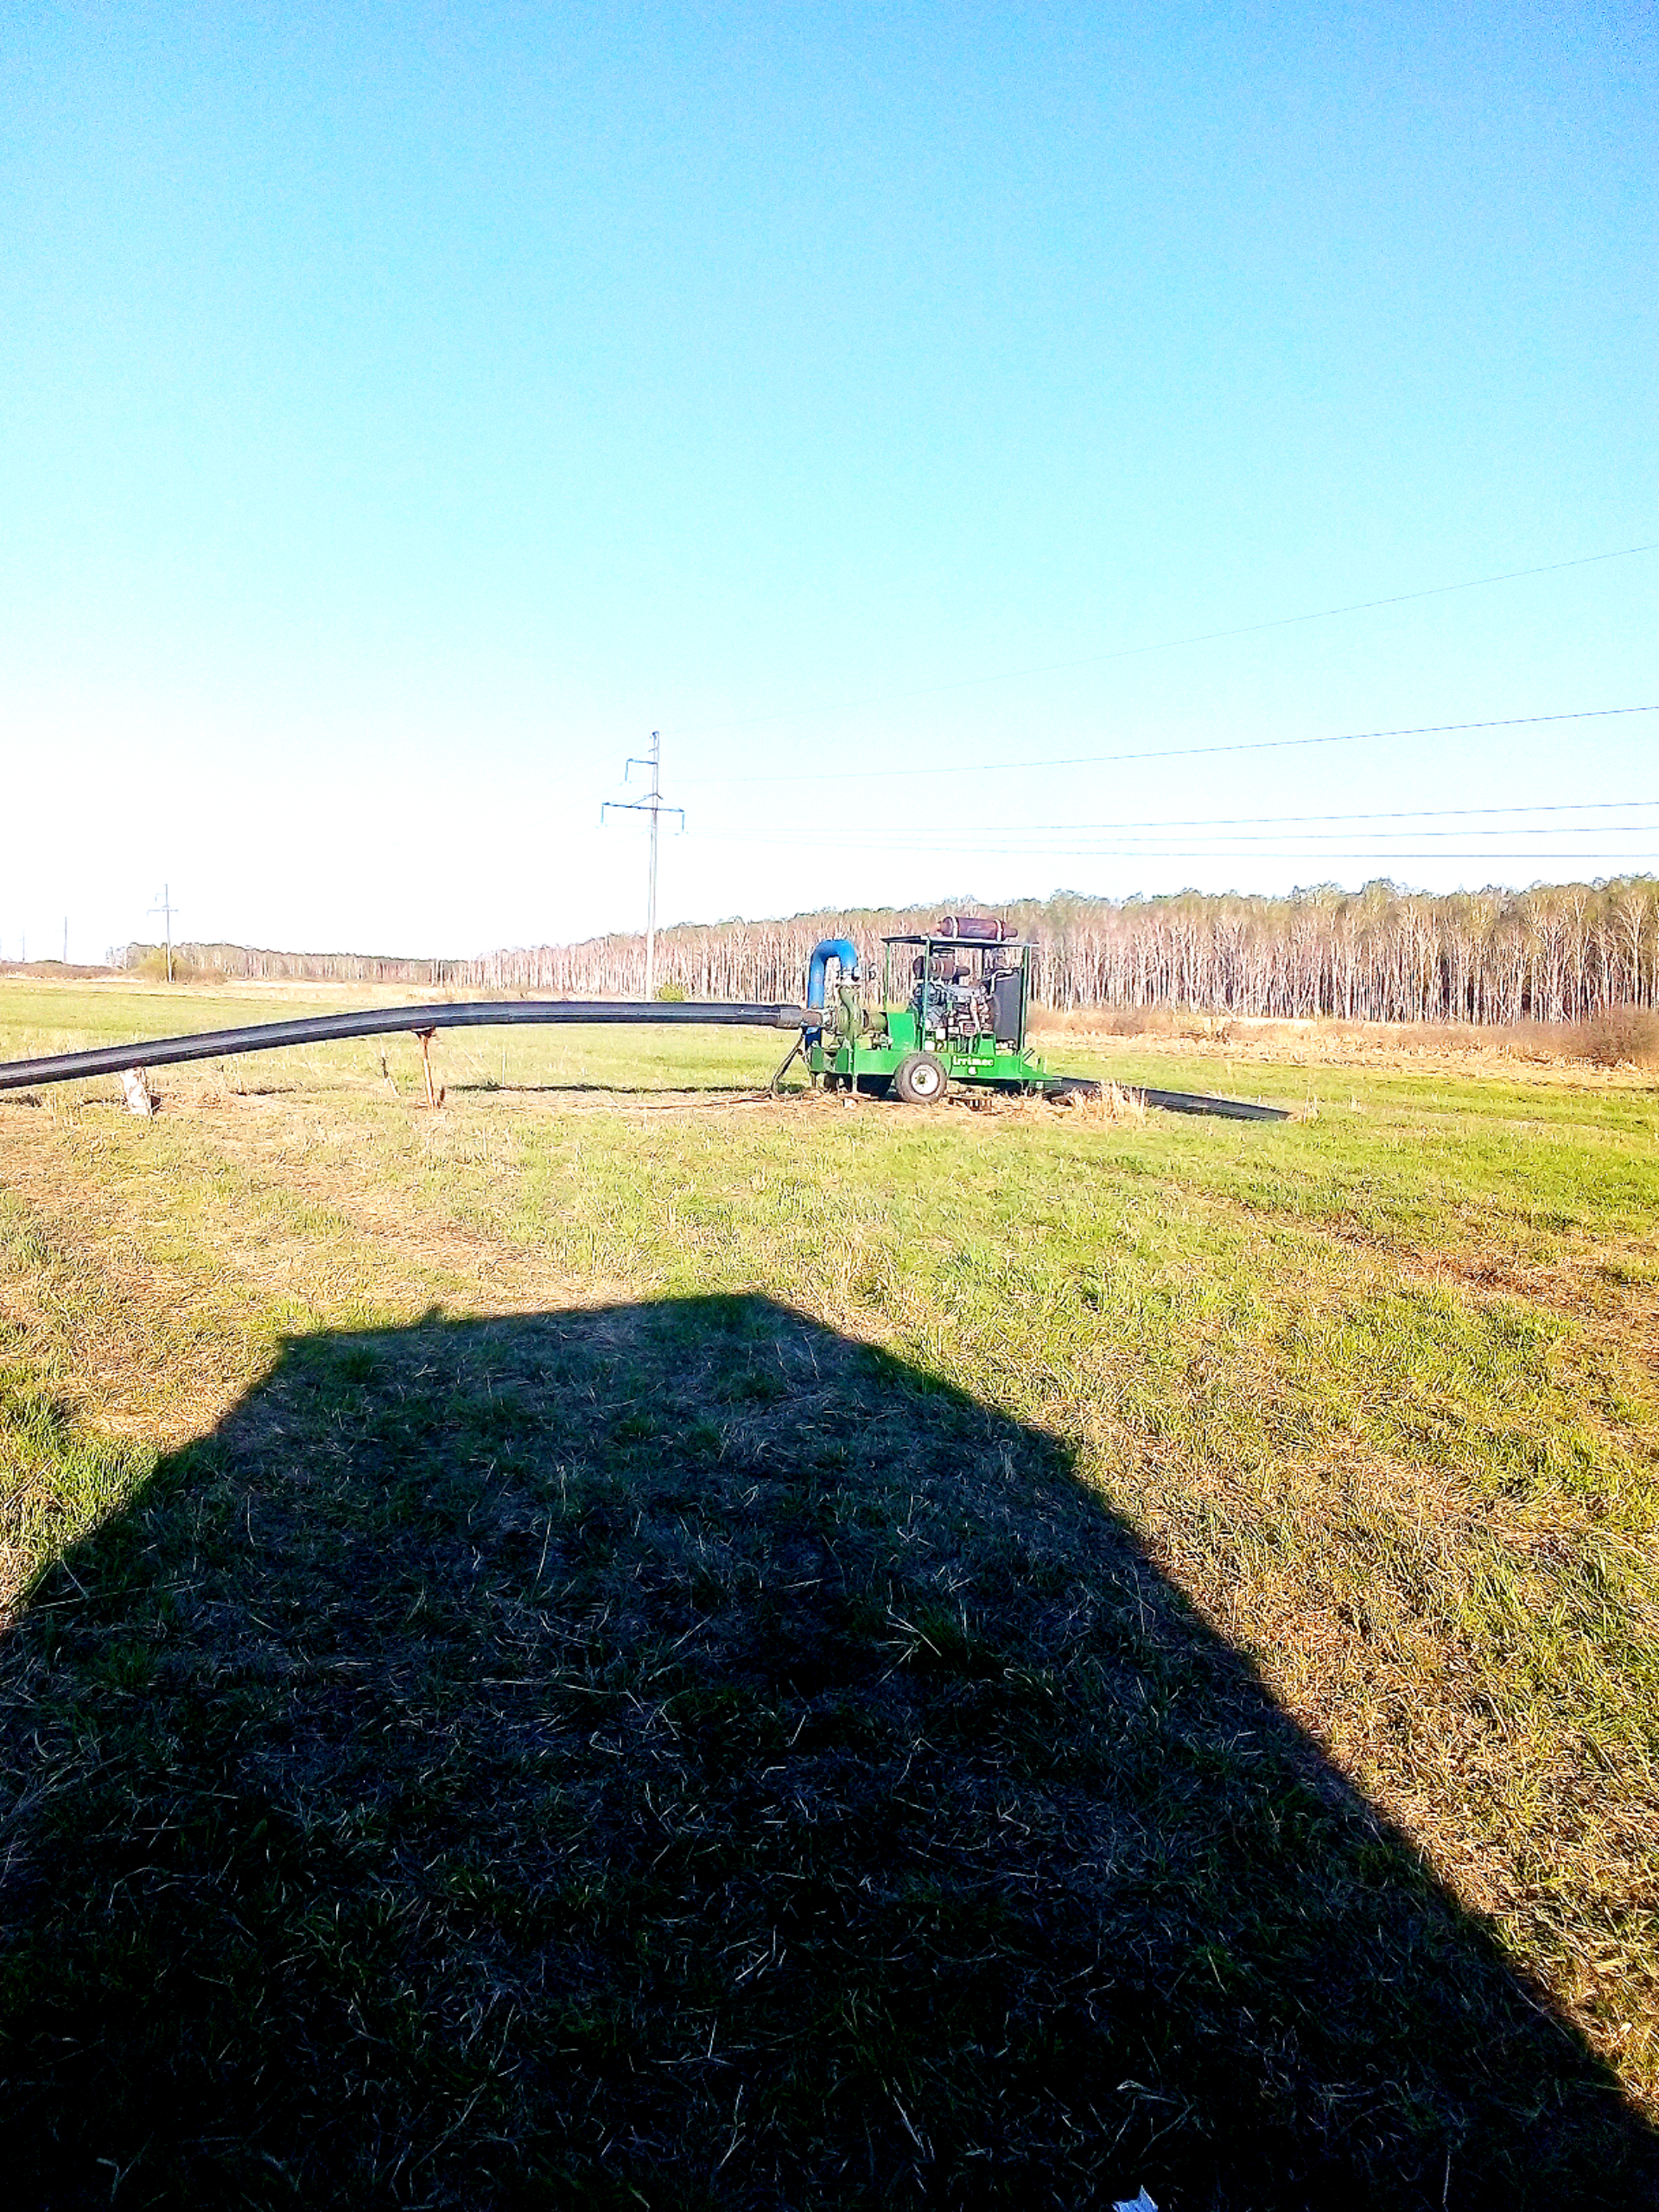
[601, 732, 683, 999]
[149, 884, 177, 983]
[62, 917, 68, 965]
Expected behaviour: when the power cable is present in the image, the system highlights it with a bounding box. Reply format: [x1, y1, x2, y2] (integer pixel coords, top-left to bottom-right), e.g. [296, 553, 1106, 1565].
[675, 702, 1659, 789]
[894, 794, 1659, 834]
[690, 837, 1659, 863]
[676, 541, 1659, 757]
[688, 795, 1659, 847]
[692, 825, 1657, 851]
[692, 841, 1656, 862]
[1006, 853, 1659, 863]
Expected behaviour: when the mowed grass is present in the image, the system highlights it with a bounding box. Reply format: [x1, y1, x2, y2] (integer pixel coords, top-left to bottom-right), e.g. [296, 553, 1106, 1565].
[1, 977, 1656, 2207]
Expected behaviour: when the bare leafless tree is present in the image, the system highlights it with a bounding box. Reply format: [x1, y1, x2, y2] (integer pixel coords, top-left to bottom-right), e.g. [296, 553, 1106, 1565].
[126, 876, 1659, 1023]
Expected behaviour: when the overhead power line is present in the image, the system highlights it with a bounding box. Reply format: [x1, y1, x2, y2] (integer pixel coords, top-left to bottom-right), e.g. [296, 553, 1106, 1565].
[693, 824, 1657, 852]
[689, 833, 1659, 865]
[677, 540, 1659, 755]
[903, 794, 1659, 834]
[993, 852, 1659, 863]
[683, 701, 1659, 791]
[690, 794, 1659, 847]
[945, 852, 1659, 864]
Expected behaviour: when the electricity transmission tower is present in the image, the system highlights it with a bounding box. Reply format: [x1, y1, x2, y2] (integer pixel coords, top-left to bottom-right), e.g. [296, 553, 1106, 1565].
[601, 732, 683, 999]
[149, 884, 178, 983]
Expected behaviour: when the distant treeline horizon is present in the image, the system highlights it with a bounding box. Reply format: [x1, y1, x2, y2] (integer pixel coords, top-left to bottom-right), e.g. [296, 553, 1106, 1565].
[125, 874, 1659, 1025]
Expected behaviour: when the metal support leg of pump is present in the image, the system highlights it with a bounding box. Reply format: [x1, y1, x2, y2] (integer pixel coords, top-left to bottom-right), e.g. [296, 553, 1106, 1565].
[768, 1033, 805, 1093]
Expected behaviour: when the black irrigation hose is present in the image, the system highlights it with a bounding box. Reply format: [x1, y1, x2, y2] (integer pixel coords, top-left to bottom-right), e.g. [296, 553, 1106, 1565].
[1044, 1076, 1289, 1122]
[1138, 1086, 1288, 1122]
[0, 1001, 1291, 1122]
[0, 1000, 808, 1093]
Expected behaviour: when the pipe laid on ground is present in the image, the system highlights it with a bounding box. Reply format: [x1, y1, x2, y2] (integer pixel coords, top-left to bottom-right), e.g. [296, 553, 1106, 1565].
[0, 1000, 808, 1094]
[1136, 1085, 1287, 1122]
[1043, 1077, 1288, 1122]
[0, 1002, 1292, 1122]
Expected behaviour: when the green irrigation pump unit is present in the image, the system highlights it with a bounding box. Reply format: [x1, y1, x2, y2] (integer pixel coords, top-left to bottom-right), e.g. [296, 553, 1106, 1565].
[791, 918, 1287, 1120]
[797, 917, 1084, 1103]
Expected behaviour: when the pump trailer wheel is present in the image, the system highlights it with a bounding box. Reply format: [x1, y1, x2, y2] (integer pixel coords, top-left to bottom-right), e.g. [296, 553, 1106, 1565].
[893, 1050, 949, 1105]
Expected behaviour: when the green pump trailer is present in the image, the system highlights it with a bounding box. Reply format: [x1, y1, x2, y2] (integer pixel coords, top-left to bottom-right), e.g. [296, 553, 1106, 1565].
[799, 918, 1055, 1100]
[795, 919, 1287, 1121]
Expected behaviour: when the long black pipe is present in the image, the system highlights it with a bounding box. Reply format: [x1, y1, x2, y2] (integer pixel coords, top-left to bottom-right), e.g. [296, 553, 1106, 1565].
[0, 1000, 806, 1093]
[0, 1001, 1291, 1122]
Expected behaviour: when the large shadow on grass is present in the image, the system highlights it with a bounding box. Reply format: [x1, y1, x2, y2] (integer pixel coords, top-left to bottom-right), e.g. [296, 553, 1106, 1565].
[1, 1300, 1652, 2209]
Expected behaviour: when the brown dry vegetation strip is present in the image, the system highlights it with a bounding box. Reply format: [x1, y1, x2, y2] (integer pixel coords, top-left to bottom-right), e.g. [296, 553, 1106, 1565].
[1141, 1154, 1659, 1371]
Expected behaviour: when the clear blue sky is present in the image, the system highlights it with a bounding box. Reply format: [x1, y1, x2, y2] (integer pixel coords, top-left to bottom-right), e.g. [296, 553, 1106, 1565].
[3, 2, 1656, 960]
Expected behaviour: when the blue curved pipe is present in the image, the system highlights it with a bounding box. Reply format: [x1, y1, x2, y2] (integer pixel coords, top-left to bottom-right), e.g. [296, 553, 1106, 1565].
[804, 938, 861, 1046]
[806, 938, 861, 1011]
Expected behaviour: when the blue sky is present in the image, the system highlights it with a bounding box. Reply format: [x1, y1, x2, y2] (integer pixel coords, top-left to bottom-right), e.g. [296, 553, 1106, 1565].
[3, 3, 1656, 959]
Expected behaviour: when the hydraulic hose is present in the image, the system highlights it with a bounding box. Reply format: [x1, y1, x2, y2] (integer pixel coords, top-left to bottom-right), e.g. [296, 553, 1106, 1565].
[0, 1000, 807, 1094]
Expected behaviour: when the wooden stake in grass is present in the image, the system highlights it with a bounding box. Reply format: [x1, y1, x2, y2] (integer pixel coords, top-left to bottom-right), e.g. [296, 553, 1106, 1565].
[415, 1028, 445, 1110]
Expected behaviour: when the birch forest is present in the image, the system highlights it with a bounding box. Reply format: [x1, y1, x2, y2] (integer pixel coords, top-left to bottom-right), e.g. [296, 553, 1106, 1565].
[137, 875, 1659, 1023]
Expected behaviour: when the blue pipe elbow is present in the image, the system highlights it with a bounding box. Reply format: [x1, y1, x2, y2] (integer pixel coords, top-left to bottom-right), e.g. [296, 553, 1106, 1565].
[806, 938, 861, 1010]
[805, 938, 861, 1041]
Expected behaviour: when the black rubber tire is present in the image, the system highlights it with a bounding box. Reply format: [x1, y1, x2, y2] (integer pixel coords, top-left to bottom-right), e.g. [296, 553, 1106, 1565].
[893, 1051, 949, 1105]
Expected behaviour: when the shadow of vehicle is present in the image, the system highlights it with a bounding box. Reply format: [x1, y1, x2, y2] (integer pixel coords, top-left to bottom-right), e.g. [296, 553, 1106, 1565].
[1, 1299, 1651, 2208]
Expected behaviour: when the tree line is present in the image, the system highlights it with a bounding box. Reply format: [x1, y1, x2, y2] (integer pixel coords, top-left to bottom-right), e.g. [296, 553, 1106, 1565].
[127, 875, 1659, 1023]
[119, 942, 468, 987]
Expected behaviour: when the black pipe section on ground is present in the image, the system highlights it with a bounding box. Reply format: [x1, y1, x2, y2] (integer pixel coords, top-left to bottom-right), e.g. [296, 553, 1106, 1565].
[1138, 1085, 1288, 1122]
[0, 1000, 807, 1094]
[1045, 1077, 1288, 1122]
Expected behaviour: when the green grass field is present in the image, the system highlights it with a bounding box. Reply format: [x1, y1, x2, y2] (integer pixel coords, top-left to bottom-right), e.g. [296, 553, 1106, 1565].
[1, 978, 1656, 2207]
